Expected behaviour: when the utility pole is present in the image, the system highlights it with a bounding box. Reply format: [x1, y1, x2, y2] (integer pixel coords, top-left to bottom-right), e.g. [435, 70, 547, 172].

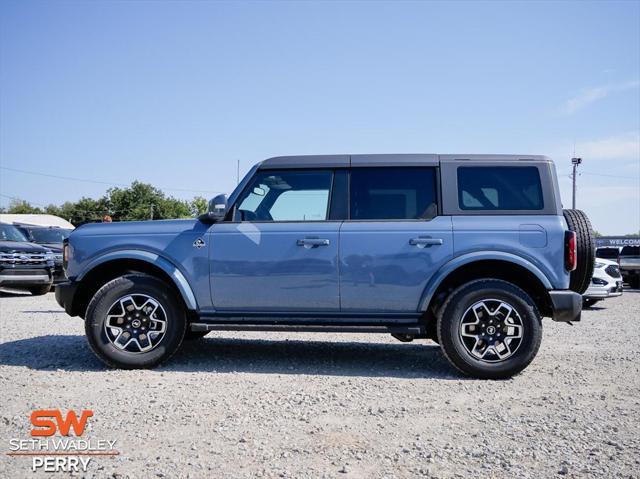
[571, 157, 582, 209]
[150, 204, 154, 220]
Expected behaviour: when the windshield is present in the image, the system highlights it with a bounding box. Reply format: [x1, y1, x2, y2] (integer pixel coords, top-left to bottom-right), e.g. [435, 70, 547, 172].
[0, 223, 29, 242]
[29, 228, 72, 243]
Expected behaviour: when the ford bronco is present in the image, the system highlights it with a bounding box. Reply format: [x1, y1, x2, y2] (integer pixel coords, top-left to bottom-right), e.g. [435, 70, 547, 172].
[56, 154, 594, 378]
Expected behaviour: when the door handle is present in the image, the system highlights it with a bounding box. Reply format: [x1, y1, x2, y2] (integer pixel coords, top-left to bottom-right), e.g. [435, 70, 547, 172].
[409, 237, 443, 248]
[297, 238, 330, 248]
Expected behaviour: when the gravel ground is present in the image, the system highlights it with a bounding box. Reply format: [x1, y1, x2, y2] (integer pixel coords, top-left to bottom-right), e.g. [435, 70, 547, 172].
[0, 289, 639, 479]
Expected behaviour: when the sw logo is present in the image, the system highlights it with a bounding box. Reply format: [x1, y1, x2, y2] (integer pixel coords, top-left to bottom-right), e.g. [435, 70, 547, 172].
[30, 409, 93, 436]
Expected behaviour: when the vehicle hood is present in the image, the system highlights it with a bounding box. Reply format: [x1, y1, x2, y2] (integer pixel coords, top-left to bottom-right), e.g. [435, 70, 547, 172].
[72, 219, 202, 237]
[595, 258, 617, 268]
[0, 240, 50, 253]
[38, 243, 63, 252]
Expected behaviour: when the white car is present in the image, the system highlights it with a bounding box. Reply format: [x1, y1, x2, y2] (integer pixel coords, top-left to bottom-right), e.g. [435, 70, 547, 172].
[583, 258, 623, 307]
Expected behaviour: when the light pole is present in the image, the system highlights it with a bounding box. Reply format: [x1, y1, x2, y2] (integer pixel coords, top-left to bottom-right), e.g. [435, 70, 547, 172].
[571, 157, 582, 209]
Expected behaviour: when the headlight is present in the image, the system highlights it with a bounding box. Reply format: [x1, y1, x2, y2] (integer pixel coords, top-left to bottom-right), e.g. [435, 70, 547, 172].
[44, 251, 54, 261]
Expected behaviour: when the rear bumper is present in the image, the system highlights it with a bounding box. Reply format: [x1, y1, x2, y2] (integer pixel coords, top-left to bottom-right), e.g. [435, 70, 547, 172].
[549, 290, 582, 322]
[55, 281, 79, 316]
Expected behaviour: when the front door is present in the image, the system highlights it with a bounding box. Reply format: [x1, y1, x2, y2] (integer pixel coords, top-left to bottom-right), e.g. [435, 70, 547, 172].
[209, 169, 340, 312]
[339, 167, 453, 312]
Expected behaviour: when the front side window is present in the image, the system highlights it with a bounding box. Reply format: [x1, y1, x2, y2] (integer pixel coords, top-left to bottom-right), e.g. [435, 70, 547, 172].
[457, 166, 543, 211]
[350, 167, 437, 220]
[234, 170, 332, 222]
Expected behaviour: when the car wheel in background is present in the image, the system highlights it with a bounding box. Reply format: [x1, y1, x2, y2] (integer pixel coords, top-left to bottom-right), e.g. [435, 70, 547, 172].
[85, 273, 187, 369]
[437, 279, 543, 379]
[563, 209, 595, 294]
[28, 285, 51, 296]
[582, 298, 601, 308]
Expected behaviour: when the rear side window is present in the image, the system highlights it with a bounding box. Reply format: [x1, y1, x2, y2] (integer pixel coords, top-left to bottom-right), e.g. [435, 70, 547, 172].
[350, 167, 437, 220]
[457, 166, 543, 211]
[621, 246, 640, 256]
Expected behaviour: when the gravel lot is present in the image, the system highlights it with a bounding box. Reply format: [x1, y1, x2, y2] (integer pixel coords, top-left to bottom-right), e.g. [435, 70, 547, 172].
[0, 289, 639, 479]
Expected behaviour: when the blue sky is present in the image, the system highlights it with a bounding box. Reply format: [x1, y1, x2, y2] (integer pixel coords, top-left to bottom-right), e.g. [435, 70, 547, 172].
[1, 0, 638, 234]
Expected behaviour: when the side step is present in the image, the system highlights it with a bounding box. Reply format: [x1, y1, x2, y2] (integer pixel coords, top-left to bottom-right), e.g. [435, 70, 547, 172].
[190, 323, 425, 335]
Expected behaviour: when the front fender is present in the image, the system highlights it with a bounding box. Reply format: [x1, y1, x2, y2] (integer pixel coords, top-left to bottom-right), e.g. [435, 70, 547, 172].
[77, 250, 198, 310]
[417, 251, 553, 312]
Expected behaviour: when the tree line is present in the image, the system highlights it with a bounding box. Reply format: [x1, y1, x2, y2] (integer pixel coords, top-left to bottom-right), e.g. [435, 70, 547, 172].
[1, 181, 209, 225]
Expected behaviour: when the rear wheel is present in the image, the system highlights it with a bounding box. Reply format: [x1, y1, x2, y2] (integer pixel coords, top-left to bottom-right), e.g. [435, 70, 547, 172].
[437, 279, 542, 379]
[563, 209, 595, 294]
[85, 274, 187, 369]
[28, 285, 51, 296]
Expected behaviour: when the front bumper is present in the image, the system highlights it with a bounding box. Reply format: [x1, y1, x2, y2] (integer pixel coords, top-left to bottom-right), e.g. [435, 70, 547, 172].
[0, 273, 51, 286]
[549, 290, 582, 322]
[55, 281, 79, 316]
[583, 281, 623, 299]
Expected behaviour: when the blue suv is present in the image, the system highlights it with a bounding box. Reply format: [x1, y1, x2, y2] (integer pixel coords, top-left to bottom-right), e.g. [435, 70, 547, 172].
[56, 154, 594, 378]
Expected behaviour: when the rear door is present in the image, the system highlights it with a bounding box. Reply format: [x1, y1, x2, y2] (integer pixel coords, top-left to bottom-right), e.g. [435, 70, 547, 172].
[339, 166, 453, 312]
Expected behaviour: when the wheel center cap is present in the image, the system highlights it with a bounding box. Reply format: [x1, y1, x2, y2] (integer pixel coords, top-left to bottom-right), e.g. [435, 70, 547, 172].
[486, 325, 496, 335]
[131, 319, 142, 328]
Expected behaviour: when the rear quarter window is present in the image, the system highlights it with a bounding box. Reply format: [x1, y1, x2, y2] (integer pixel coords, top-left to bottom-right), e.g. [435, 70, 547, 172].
[457, 166, 544, 211]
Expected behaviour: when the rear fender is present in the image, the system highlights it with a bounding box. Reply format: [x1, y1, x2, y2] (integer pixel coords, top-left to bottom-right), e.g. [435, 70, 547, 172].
[418, 251, 553, 312]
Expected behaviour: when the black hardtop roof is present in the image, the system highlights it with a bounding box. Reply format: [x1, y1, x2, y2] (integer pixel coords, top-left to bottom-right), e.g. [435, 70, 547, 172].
[259, 154, 551, 169]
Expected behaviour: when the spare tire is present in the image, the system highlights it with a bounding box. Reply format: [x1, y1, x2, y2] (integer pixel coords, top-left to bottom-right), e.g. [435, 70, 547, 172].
[563, 209, 595, 294]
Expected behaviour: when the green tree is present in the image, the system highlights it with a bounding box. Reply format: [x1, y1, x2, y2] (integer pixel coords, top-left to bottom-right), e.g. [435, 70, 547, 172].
[190, 196, 208, 216]
[7, 200, 42, 214]
[106, 181, 192, 221]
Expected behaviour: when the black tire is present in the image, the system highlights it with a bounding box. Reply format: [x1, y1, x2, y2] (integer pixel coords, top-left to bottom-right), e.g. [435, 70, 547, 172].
[582, 298, 601, 308]
[28, 285, 51, 296]
[85, 274, 187, 369]
[563, 209, 595, 294]
[437, 279, 543, 379]
[184, 330, 209, 341]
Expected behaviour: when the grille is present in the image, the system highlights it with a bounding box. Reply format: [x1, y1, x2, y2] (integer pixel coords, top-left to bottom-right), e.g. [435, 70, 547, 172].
[605, 265, 621, 278]
[0, 252, 48, 266]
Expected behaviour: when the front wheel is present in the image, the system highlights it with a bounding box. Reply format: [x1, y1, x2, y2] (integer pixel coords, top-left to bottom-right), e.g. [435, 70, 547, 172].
[437, 279, 542, 379]
[85, 274, 187, 369]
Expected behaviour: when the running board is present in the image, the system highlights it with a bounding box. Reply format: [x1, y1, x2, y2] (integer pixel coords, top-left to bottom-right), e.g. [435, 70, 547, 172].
[190, 323, 425, 335]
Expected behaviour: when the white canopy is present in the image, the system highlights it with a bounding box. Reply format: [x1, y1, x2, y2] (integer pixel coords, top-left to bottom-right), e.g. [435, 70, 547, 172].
[0, 214, 75, 229]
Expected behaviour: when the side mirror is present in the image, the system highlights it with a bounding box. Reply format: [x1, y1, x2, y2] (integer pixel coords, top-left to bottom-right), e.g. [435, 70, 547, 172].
[200, 194, 227, 223]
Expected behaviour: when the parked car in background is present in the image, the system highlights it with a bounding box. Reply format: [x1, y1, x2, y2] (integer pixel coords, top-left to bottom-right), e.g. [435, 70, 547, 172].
[14, 225, 71, 283]
[582, 258, 623, 307]
[0, 223, 55, 295]
[595, 247, 620, 262]
[619, 246, 640, 289]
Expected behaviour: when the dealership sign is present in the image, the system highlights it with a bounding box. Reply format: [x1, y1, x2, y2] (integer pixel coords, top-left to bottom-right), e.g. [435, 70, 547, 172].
[595, 236, 640, 247]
